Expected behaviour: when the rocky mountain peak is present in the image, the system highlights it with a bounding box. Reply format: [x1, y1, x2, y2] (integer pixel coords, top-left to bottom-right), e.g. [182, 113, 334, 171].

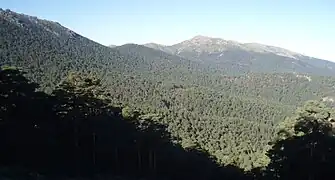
[190, 35, 213, 42]
[185, 35, 227, 45]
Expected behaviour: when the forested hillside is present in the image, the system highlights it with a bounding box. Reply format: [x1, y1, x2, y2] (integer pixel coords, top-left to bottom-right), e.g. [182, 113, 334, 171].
[103, 71, 335, 169]
[0, 9, 218, 93]
[2, 67, 335, 180]
[1, 8, 335, 179]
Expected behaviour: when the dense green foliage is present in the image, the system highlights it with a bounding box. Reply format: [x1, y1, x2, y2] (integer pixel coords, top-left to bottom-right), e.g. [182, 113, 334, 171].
[2, 9, 335, 178]
[103, 70, 335, 169]
[262, 100, 335, 179]
[2, 68, 335, 180]
[0, 68, 252, 179]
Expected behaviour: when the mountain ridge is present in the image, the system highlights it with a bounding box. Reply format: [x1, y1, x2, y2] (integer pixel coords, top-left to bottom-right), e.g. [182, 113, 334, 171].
[139, 35, 335, 76]
[143, 35, 306, 60]
[3, 7, 333, 78]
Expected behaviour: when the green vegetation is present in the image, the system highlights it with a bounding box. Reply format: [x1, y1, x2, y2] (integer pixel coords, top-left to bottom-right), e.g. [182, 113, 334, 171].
[2, 68, 335, 180]
[1, 8, 335, 179]
[262, 100, 335, 179]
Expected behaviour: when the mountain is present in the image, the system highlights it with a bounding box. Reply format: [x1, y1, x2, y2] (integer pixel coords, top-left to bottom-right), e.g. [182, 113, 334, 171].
[143, 35, 335, 76]
[0, 9, 225, 91]
[114, 43, 207, 74]
[0, 9, 221, 94]
[2, 9, 335, 175]
[0, 9, 205, 92]
[0, 8, 134, 92]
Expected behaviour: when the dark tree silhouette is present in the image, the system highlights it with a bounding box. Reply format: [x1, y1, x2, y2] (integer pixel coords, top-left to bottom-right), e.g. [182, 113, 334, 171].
[0, 67, 57, 175]
[262, 100, 335, 180]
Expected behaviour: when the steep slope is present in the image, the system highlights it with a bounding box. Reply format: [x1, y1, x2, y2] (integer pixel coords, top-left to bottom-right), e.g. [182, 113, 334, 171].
[143, 35, 335, 76]
[114, 43, 206, 73]
[0, 9, 133, 92]
[0, 9, 208, 92]
[0, 9, 223, 92]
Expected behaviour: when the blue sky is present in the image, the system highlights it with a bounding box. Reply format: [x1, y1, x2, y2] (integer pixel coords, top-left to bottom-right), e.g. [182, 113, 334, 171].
[2, 0, 335, 61]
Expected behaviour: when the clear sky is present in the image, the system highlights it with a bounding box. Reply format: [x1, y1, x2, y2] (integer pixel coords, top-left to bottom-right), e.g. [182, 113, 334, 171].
[2, 0, 335, 61]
